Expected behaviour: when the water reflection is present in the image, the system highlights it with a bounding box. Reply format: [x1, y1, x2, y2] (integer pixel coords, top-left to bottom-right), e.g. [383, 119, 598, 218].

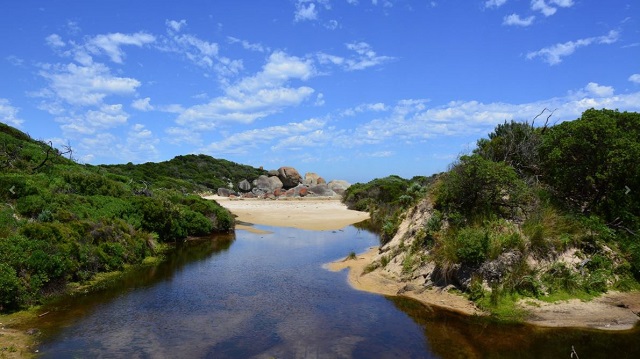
[33, 224, 640, 358]
[389, 296, 640, 358]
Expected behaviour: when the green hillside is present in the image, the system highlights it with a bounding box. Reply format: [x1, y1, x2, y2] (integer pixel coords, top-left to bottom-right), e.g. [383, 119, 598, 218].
[343, 108, 640, 315]
[102, 154, 267, 194]
[0, 123, 240, 312]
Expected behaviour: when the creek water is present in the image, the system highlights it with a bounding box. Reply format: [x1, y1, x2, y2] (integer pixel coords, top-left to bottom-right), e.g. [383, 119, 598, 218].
[32, 223, 640, 358]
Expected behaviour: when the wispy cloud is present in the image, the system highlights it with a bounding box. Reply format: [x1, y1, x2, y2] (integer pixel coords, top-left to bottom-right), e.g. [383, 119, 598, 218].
[131, 97, 154, 111]
[503, 14, 535, 27]
[317, 42, 394, 71]
[37, 62, 141, 107]
[485, 0, 508, 8]
[176, 51, 316, 129]
[294, 1, 318, 22]
[159, 20, 243, 78]
[199, 118, 327, 155]
[0, 99, 23, 127]
[531, 0, 574, 17]
[227, 36, 268, 52]
[335, 86, 640, 148]
[527, 30, 619, 65]
[85, 32, 156, 64]
[629, 74, 640, 84]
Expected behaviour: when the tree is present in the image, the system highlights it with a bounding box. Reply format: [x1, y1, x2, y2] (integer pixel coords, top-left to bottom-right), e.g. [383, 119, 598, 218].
[539, 109, 640, 229]
[435, 154, 529, 221]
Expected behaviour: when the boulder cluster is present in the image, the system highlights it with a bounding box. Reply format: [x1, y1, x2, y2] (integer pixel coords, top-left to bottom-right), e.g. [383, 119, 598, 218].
[217, 166, 351, 199]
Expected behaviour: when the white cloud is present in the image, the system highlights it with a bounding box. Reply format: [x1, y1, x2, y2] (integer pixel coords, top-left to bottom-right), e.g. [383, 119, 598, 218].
[227, 36, 268, 52]
[485, 0, 507, 8]
[335, 88, 640, 147]
[199, 118, 327, 155]
[295, 2, 318, 22]
[177, 86, 315, 129]
[46, 34, 66, 48]
[38, 62, 141, 106]
[325, 19, 339, 30]
[629, 74, 640, 84]
[503, 14, 535, 27]
[228, 51, 314, 95]
[176, 51, 317, 129]
[583, 82, 614, 97]
[160, 23, 243, 78]
[58, 103, 129, 136]
[531, 0, 574, 17]
[131, 97, 154, 111]
[0, 99, 23, 127]
[166, 19, 187, 32]
[526, 30, 619, 65]
[85, 32, 156, 63]
[341, 102, 389, 116]
[165, 126, 203, 146]
[318, 42, 394, 72]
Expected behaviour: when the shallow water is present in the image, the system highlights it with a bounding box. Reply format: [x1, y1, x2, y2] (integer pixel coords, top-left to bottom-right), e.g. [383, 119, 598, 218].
[34, 223, 640, 358]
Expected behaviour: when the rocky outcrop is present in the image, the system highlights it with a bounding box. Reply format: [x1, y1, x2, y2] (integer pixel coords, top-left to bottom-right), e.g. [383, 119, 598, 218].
[277, 166, 302, 189]
[217, 166, 349, 199]
[238, 179, 251, 192]
[304, 172, 324, 186]
[308, 184, 335, 197]
[253, 175, 283, 194]
[217, 188, 236, 197]
[328, 180, 350, 195]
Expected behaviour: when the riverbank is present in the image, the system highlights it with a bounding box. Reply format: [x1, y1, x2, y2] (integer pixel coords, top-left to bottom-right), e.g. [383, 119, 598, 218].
[326, 247, 640, 331]
[325, 247, 484, 316]
[210, 196, 640, 330]
[204, 195, 370, 231]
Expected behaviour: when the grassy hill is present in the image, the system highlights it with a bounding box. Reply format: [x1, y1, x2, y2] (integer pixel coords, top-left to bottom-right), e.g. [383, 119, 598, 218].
[102, 154, 267, 194]
[343, 108, 640, 315]
[0, 123, 259, 312]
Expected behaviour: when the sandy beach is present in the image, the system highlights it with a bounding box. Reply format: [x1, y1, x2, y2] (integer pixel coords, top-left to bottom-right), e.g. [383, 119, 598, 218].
[205, 195, 370, 231]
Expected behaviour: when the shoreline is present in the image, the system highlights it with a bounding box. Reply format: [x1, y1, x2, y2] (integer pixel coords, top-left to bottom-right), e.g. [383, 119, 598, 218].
[210, 196, 640, 331]
[326, 247, 640, 331]
[205, 195, 370, 231]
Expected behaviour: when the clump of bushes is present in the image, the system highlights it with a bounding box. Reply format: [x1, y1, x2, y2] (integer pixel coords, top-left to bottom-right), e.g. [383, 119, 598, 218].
[0, 124, 239, 312]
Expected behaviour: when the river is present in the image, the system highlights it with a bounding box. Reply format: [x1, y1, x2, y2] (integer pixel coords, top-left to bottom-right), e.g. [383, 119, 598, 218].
[33, 223, 640, 358]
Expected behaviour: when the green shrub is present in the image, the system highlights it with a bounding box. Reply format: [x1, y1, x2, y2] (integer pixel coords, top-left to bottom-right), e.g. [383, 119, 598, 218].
[454, 227, 489, 266]
[0, 263, 20, 310]
[435, 154, 530, 221]
[542, 262, 581, 294]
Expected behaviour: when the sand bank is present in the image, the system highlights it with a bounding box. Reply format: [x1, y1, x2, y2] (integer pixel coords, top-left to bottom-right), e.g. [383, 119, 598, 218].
[327, 248, 640, 330]
[325, 247, 484, 316]
[205, 195, 370, 231]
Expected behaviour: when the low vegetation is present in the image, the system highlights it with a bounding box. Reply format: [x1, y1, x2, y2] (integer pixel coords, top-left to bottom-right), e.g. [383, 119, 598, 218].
[0, 123, 245, 312]
[343, 108, 640, 316]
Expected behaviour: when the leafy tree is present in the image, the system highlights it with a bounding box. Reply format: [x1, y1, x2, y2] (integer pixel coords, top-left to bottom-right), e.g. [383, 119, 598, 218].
[539, 109, 640, 229]
[475, 120, 542, 181]
[435, 154, 529, 221]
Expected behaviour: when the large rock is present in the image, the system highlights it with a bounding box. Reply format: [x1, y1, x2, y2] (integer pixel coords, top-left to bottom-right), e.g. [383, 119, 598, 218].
[303, 172, 321, 186]
[255, 175, 283, 193]
[328, 180, 351, 195]
[238, 179, 251, 192]
[277, 166, 302, 189]
[217, 188, 236, 197]
[307, 184, 336, 197]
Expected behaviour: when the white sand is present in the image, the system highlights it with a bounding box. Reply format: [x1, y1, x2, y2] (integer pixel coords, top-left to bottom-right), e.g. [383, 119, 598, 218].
[204, 195, 370, 231]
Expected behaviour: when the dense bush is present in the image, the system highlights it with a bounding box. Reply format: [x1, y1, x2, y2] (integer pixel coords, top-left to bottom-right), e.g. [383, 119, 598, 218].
[0, 124, 240, 312]
[343, 175, 436, 243]
[434, 154, 529, 221]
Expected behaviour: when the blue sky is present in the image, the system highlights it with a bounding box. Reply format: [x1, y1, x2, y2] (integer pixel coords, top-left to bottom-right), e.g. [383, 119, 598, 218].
[1, 0, 639, 183]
